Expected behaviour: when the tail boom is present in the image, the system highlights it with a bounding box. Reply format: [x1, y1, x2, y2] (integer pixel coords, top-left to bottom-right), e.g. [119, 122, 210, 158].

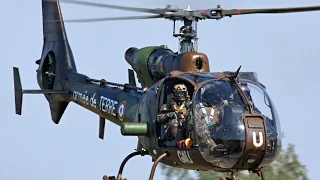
[67, 78, 143, 126]
[65, 77, 143, 139]
[14, 0, 144, 140]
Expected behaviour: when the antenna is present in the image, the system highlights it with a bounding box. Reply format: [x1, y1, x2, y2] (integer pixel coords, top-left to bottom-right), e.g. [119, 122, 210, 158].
[233, 65, 242, 78]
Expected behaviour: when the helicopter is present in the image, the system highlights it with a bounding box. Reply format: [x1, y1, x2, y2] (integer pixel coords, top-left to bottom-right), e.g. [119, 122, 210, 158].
[12, 0, 320, 180]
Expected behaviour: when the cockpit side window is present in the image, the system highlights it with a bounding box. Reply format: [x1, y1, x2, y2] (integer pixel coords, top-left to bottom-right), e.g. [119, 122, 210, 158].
[239, 82, 272, 119]
[238, 80, 282, 165]
[238, 81, 279, 129]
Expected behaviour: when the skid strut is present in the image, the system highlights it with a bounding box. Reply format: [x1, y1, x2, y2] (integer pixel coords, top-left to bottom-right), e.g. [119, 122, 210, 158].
[256, 167, 266, 180]
[103, 150, 148, 180]
[222, 171, 236, 180]
[148, 152, 168, 180]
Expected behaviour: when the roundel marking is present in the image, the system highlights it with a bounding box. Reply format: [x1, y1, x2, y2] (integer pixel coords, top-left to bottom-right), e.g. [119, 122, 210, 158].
[118, 101, 126, 121]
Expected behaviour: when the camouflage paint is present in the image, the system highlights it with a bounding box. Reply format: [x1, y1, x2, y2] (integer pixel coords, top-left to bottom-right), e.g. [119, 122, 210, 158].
[126, 45, 170, 88]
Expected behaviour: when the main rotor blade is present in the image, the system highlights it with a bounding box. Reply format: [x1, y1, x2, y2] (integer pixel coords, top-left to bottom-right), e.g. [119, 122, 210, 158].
[221, 6, 320, 16]
[55, 0, 167, 15]
[46, 15, 162, 23]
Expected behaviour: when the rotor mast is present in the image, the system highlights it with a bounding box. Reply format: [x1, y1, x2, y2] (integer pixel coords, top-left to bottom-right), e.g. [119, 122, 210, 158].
[172, 6, 199, 53]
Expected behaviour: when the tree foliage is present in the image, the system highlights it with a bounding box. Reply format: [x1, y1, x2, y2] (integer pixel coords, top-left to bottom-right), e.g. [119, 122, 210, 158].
[160, 144, 308, 180]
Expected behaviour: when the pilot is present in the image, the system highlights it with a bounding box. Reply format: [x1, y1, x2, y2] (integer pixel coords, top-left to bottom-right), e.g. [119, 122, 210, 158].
[195, 86, 228, 156]
[199, 87, 228, 126]
[157, 83, 192, 142]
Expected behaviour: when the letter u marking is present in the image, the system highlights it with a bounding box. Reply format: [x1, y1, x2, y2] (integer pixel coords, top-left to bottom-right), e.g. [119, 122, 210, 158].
[252, 132, 263, 147]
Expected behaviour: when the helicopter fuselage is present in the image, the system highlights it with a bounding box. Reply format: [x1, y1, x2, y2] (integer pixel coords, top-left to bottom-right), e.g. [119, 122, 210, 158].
[59, 71, 281, 172]
[14, 1, 320, 179]
[45, 45, 282, 173]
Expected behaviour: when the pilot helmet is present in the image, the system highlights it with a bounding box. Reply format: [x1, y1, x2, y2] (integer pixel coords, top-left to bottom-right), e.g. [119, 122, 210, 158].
[201, 88, 221, 106]
[173, 84, 188, 102]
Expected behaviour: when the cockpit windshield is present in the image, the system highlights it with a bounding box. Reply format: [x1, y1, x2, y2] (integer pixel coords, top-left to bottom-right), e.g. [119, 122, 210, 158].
[194, 80, 249, 168]
[193, 80, 281, 169]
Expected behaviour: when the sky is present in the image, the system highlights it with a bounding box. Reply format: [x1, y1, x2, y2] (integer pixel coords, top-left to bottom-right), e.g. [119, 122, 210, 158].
[1, 0, 320, 179]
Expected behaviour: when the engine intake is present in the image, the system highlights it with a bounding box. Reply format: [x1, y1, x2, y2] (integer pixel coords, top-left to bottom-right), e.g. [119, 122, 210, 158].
[125, 47, 138, 65]
[147, 49, 211, 79]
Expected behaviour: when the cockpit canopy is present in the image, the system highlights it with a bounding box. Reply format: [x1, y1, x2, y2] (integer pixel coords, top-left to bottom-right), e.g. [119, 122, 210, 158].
[193, 80, 248, 168]
[193, 79, 281, 169]
[140, 73, 281, 170]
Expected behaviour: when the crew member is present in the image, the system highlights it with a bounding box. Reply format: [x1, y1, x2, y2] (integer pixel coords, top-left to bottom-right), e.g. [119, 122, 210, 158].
[157, 83, 192, 142]
[195, 86, 228, 156]
[199, 87, 228, 126]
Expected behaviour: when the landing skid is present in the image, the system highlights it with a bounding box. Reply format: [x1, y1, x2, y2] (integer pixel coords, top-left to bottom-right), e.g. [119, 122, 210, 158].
[102, 151, 266, 180]
[219, 168, 266, 180]
[102, 150, 168, 180]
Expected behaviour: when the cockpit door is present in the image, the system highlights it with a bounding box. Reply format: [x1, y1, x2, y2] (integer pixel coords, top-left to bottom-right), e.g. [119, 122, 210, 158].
[155, 82, 164, 140]
[155, 77, 196, 149]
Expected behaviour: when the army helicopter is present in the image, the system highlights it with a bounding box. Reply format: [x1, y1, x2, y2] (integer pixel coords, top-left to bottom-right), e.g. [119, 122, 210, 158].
[12, 0, 320, 179]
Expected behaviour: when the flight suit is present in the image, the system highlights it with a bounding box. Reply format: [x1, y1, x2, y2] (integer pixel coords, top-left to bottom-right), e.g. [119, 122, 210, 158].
[157, 98, 192, 141]
[194, 104, 217, 150]
[194, 100, 228, 150]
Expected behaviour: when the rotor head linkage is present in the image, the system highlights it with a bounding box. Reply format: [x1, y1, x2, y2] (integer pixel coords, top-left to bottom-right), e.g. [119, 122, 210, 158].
[173, 17, 198, 53]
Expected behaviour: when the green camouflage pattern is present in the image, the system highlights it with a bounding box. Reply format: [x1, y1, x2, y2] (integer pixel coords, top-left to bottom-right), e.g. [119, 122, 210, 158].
[194, 103, 217, 150]
[126, 45, 170, 88]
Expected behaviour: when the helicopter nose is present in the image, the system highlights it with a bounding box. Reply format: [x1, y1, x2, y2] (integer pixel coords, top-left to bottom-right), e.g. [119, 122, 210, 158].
[195, 111, 270, 169]
[230, 115, 267, 169]
[231, 114, 268, 169]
